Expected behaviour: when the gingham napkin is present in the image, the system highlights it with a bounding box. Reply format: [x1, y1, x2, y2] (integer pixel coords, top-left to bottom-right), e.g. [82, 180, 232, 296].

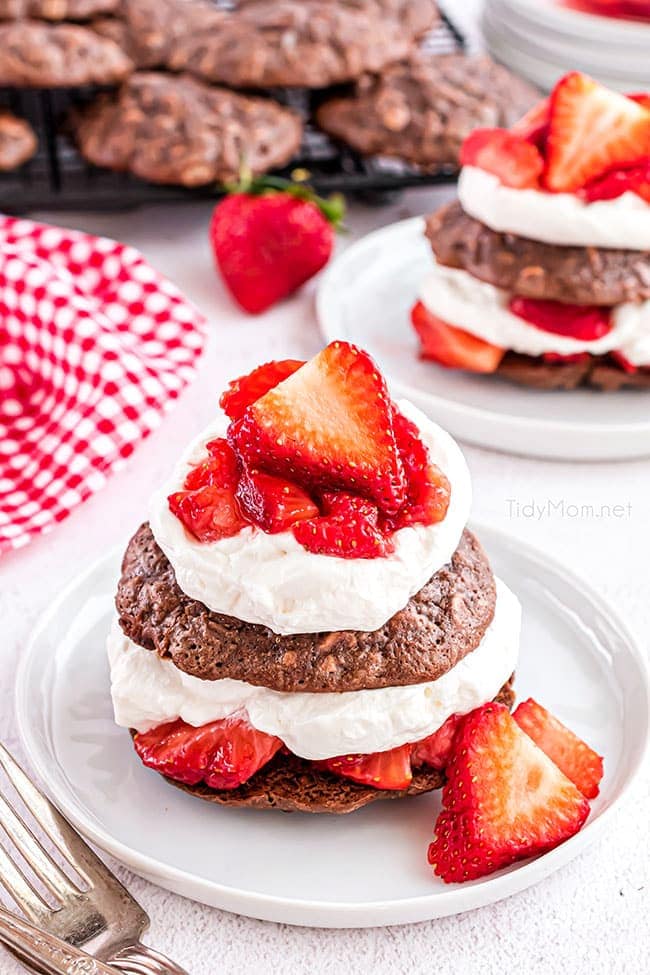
[0, 216, 207, 553]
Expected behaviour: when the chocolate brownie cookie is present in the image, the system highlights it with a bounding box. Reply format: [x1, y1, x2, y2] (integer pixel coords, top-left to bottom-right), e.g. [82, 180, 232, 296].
[167, 0, 438, 89]
[0, 21, 132, 86]
[116, 523, 497, 693]
[0, 111, 37, 170]
[427, 202, 650, 306]
[316, 53, 538, 171]
[72, 72, 302, 187]
[497, 352, 650, 391]
[145, 678, 515, 813]
[0, 0, 118, 18]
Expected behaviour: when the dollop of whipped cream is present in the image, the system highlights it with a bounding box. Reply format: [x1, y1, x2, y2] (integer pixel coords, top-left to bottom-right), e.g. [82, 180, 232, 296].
[149, 400, 471, 635]
[420, 261, 650, 365]
[459, 166, 650, 251]
[108, 578, 520, 759]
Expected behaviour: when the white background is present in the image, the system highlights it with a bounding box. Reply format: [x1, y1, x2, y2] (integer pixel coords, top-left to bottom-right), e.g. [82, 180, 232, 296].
[1, 4, 649, 973]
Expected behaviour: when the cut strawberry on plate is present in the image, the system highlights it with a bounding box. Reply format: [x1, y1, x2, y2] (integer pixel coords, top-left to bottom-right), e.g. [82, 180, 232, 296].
[411, 713, 462, 771]
[317, 743, 413, 790]
[427, 702, 590, 883]
[581, 159, 650, 203]
[383, 407, 451, 532]
[293, 492, 394, 558]
[511, 98, 551, 148]
[411, 301, 505, 373]
[134, 716, 282, 790]
[230, 341, 407, 514]
[236, 466, 319, 533]
[219, 359, 305, 420]
[513, 698, 604, 799]
[545, 71, 650, 192]
[509, 296, 612, 341]
[460, 128, 544, 188]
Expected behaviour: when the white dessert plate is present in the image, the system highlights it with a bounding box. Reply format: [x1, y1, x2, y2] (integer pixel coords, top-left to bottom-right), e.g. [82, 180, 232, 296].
[317, 218, 650, 461]
[15, 525, 649, 928]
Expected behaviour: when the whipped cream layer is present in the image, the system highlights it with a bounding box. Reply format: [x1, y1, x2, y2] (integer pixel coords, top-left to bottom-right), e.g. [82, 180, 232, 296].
[459, 166, 650, 251]
[108, 578, 520, 759]
[149, 400, 471, 636]
[420, 262, 650, 366]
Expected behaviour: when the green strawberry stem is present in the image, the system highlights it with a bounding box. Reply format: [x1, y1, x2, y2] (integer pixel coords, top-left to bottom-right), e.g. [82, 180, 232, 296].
[226, 166, 346, 231]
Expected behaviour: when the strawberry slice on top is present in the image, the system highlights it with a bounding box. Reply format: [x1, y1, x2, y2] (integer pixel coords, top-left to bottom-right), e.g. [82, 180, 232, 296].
[230, 341, 407, 515]
[545, 72, 650, 192]
[460, 128, 545, 189]
[219, 359, 305, 420]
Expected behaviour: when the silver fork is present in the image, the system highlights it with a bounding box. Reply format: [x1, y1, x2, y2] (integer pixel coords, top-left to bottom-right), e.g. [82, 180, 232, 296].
[0, 743, 190, 975]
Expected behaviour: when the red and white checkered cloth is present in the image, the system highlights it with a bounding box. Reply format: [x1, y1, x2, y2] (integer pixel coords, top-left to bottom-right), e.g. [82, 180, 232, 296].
[0, 216, 207, 553]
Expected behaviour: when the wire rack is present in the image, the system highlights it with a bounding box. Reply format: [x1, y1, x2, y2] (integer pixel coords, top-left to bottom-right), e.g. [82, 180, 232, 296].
[0, 9, 465, 213]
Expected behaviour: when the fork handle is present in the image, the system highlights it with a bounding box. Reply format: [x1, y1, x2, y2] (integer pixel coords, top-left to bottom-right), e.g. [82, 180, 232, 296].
[107, 943, 190, 975]
[0, 904, 117, 975]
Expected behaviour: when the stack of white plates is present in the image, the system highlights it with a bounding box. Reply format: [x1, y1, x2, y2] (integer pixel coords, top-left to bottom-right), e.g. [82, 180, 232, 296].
[482, 0, 650, 92]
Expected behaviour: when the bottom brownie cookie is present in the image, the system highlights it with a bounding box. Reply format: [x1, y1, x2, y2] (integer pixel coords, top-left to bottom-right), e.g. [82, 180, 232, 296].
[497, 352, 650, 392]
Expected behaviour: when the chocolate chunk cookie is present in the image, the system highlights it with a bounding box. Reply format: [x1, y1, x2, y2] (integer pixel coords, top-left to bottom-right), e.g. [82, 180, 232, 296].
[0, 21, 132, 87]
[316, 53, 539, 170]
[0, 111, 37, 170]
[72, 72, 302, 187]
[497, 352, 650, 392]
[427, 201, 650, 306]
[116, 523, 497, 693]
[0, 0, 118, 18]
[167, 0, 438, 89]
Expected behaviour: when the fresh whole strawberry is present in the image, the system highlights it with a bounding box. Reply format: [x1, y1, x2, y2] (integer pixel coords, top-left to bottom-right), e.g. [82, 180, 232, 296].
[411, 302, 505, 373]
[134, 716, 282, 789]
[460, 128, 545, 188]
[236, 466, 319, 533]
[427, 702, 590, 883]
[219, 359, 305, 420]
[209, 174, 345, 314]
[410, 714, 463, 771]
[293, 492, 394, 558]
[513, 698, 604, 799]
[580, 159, 650, 203]
[509, 296, 612, 341]
[317, 743, 413, 790]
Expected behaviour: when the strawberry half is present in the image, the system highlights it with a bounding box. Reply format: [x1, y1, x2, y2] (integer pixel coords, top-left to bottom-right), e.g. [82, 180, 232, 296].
[460, 128, 544, 188]
[293, 492, 394, 558]
[513, 698, 604, 800]
[219, 359, 305, 420]
[581, 159, 650, 203]
[509, 296, 612, 341]
[410, 714, 463, 771]
[236, 466, 319, 533]
[317, 743, 413, 791]
[382, 407, 451, 532]
[545, 72, 650, 192]
[133, 716, 282, 790]
[427, 703, 590, 883]
[230, 341, 407, 514]
[411, 302, 505, 373]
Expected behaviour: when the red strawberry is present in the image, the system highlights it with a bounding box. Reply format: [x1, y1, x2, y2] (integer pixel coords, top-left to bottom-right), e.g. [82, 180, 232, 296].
[542, 352, 591, 365]
[460, 128, 544, 188]
[382, 407, 451, 532]
[427, 703, 590, 883]
[581, 159, 650, 203]
[293, 492, 394, 558]
[513, 698, 604, 800]
[628, 93, 650, 111]
[219, 359, 305, 420]
[134, 716, 282, 790]
[511, 98, 551, 148]
[411, 714, 463, 771]
[209, 176, 344, 314]
[168, 484, 248, 543]
[411, 302, 505, 373]
[236, 466, 319, 533]
[317, 743, 413, 790]
[545, 71, 650, 192]
[230, 341, 407, 514]
[183, 438, 239, 490]
[509, 296, 612, 341]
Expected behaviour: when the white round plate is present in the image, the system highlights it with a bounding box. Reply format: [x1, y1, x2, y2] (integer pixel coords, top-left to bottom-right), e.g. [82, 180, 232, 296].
[495, 0, 650, 43]
[317, 218, 650, 460]
[15, 526, 649, 928]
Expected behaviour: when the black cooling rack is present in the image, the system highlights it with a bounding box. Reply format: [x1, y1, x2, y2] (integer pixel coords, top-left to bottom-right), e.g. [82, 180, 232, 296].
[0, 9, 465, 213]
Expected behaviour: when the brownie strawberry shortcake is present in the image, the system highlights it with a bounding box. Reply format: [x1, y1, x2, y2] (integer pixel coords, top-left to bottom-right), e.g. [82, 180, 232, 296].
[413, 71, 650, 390]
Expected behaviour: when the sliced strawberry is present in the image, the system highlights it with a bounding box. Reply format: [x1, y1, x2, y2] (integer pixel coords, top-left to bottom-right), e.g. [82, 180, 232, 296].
[293, 492, 394, 559]
[545, 71, 650, 192]
[382, 407, 451, 532]
[183, 438, 239, 490]
[133, 716, 282, 790]
[219, 359, 305, 420]
[411, 714, 463, 771]
[511, 97, 551, 148]
[236, 466, 319, 533]
[411, 302, 505, 373]
[581, 159, 650, 203]
[427, 702, 590, 883]
[611, 350, 639, 373]
[513, 698, 604, 800]
[230, 341, 407, 515]
[168, 484, 248, 542]
[509, 296, 612, 341]
[317, 743, 413, 790]
[542, 352, 591, 365]
[460, 128, 544, 188]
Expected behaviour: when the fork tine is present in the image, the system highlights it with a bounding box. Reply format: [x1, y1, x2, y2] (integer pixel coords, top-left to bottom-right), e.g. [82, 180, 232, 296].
[0, 790, 81, 902]
[0, 840, 52, 923]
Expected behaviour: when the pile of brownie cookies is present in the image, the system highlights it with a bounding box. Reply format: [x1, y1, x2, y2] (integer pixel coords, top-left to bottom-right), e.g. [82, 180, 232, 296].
[0, 0, 538, 188]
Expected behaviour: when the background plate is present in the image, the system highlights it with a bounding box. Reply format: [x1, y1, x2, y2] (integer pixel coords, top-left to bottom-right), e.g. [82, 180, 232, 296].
[317, 218, 650, 460]
[15, 526, 649, 928]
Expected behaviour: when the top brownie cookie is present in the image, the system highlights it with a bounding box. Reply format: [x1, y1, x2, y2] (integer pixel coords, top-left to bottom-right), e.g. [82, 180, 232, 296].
[0, 20, 132, 86]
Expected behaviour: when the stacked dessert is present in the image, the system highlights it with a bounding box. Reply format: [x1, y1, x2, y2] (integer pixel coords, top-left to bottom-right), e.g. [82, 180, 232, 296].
[412, 71, 650, 390]
[109, 341, 521, 814]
